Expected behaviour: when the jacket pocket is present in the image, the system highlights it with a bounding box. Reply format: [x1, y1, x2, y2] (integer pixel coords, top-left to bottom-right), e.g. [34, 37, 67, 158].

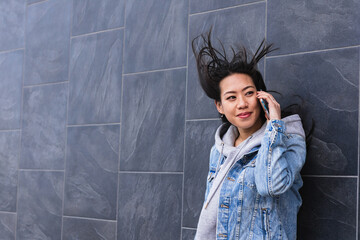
[261, 208, 270, 240]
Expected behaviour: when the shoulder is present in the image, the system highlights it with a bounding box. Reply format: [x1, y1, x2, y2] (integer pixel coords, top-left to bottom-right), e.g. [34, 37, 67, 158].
[209, 144, 218, 158]
[282, 114, 306, 139]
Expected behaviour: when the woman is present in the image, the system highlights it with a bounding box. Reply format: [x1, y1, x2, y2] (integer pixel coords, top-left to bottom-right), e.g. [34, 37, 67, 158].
[192, 31, 307, 240]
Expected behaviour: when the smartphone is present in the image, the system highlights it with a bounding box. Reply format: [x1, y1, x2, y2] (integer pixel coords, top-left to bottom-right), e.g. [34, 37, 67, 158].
[260, 98, 269, 119]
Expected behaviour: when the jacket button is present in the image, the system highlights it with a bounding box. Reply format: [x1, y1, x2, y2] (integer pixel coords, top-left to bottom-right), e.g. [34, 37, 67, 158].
[227, 177, 235, 182]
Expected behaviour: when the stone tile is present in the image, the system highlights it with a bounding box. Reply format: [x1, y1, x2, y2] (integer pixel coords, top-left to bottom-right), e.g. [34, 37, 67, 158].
[124, 0, 188, 73]
[187, 3, 266, 119]
[183, 120, 221, 227]
[0, 50, 23, 130]
[190, 0, 260, 14]
[20, 83, 67, 170]
[63, 217, 116, 240]
[117, 173, 182, 240]
[72, 0, 125, 36]
[120, 69, 185, 172]
[0, 213, 16, 240]
[0, 0, 25, 51]
[68, 30, 123, 125]
[0, 132, 19, 212]
[298, 177, 357, 240]
[182, 228, 196, 240]
[64, 125, 119, 220]
[24, 0, 71, 85]
[17, 171, 63, 240]
[267, 0, 360, 55]
[266, 48, 359, 175]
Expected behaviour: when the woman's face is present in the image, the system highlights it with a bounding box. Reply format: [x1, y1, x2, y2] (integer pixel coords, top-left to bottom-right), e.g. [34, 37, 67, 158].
[216, 73, 263, 134]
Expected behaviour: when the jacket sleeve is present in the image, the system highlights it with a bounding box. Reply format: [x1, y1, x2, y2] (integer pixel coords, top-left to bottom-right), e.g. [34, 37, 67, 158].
[254, 120, 306, 197]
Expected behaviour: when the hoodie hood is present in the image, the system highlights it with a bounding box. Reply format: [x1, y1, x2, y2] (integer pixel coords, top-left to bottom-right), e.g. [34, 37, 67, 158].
[214, 114, 305, 157]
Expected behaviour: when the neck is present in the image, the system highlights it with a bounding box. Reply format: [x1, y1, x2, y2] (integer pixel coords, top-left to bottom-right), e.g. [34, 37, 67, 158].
[235, 118, 264, 146]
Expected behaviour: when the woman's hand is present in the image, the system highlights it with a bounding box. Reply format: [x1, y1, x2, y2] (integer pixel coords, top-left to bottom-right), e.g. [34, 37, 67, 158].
[256, 91, 281, 120]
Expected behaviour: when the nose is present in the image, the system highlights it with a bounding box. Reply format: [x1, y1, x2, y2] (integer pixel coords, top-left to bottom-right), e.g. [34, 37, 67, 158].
[236, 96, 247, 109]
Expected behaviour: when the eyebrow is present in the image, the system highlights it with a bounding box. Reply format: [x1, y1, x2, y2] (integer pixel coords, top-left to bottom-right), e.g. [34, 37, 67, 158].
[223, 86, 255, 96]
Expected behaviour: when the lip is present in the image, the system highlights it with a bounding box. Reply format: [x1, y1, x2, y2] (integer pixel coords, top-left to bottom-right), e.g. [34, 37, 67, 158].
[237, 112, 252, 119]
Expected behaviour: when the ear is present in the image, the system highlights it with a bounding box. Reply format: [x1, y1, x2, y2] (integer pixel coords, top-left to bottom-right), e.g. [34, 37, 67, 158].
[215, 100, 224, 115]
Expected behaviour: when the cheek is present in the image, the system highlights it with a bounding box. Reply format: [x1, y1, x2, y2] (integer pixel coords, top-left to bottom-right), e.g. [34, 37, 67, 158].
[252, 100, 262, 117]
[252, 99, 261, 111]
[222, 102, 234, 112]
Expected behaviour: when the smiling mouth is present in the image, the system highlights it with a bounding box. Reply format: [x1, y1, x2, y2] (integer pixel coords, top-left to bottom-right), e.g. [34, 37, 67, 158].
[237, 112, 251, 119]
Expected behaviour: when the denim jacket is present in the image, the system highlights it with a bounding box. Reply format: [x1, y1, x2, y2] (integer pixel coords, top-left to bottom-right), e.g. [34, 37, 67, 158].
[198, 114, 306, 240]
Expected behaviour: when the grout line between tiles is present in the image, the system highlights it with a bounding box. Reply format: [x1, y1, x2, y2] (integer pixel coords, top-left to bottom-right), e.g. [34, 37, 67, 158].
[186, 118, 220, 122]
[0, 48, 24, 55]
[63, 215, 117, 223]
[302, 175, 358, 178]
[116, 3, 127, 239]
[61, 2, 73, 239]
[118, 28, 126, 172]
[16, 1, 29, 239]
[189, 0, 266, 16]
[115, 169, 120, 239]
[18, 169, 64, 172]
[263, 0, 268, 82]
[119, 171, 183, 175]
[182, 226, 197, 230]
[181, 1, 191, 238]
[0, 211, 17, 215]
[356, 48, 360, 240]
[71, 26, 125, 39]
[267, 45, 360, 59]
[0, 129, 21, 132]
[116, 123, 122, 238]
[67, 122, 121, 127]
[264, 0, 268, 42]
[123, 66, 187, 76]
[27, 0, 48, 7]
[23, 80, 69, 88]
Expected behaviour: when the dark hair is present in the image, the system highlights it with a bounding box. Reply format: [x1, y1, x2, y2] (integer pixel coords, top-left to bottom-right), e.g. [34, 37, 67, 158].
[192, 29, 276, 127]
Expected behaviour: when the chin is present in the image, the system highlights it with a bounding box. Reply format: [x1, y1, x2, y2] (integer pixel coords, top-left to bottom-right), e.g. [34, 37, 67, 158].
[233, 115, 262, 131]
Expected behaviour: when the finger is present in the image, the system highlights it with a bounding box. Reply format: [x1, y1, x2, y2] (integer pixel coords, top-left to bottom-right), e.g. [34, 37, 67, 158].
[256, 91, 276, 101]
[257, 93, 277, 104]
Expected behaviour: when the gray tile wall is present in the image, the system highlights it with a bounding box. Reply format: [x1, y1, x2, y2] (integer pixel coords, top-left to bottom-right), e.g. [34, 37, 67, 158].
[0, 0, 358, 240]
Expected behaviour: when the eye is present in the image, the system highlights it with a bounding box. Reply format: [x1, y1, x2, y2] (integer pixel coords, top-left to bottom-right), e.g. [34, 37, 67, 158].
[226, 96, 236, 100]
[245, 91, 254, 96]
